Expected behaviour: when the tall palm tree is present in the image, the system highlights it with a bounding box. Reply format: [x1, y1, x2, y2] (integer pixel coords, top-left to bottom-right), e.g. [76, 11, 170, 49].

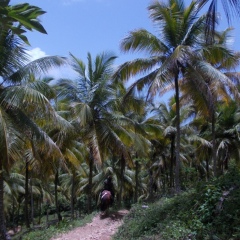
[56, 52, 134, 212]
[151, 100, 177, 188]
[180, 27, 240, 176]
[114, 0, 206, 192]
[0, 2, 66, 238]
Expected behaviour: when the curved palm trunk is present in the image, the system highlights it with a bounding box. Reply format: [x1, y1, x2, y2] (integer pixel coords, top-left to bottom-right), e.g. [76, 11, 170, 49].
[174, 71, 181, 193]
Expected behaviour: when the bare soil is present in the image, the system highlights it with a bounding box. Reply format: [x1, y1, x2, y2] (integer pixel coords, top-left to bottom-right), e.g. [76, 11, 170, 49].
[51, 209, 129, 240]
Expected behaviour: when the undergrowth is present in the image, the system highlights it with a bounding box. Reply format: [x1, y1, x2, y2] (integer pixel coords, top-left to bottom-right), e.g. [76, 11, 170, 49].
[13, 212, 96, 240]
[113, 166, 240, 240]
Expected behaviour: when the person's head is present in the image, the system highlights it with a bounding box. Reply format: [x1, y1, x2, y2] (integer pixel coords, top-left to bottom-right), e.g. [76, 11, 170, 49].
[107, 175, 112, 182]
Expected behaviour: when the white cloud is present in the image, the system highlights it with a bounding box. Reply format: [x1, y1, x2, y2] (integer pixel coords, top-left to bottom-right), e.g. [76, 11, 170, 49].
[47, 65, 78, 80]
[25, 47, 78, 80]
[26, 47, 48, 61]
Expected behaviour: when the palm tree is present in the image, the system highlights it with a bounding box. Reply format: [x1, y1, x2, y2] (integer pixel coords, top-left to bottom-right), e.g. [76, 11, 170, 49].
[56, 52, 134, 212]
[197, 0, 240, 43]
[114, 0, 206, 192]
[195, 101, 240, 174]
[151, 100, 177, 188]
[214, 101, 240, 173]
[0, 2, 47, 45]
[0, 2, 66, 237]
[179, 27, 240, 176]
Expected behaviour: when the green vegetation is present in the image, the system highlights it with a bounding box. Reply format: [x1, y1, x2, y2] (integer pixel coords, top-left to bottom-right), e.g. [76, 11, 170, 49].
[1, 0, 240, 239]
[114, 166, 240, 240]
[14, 212, 96, 240]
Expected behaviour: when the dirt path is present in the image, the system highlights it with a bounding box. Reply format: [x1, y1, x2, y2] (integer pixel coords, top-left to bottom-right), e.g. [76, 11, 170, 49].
[51, 209, 129, 240]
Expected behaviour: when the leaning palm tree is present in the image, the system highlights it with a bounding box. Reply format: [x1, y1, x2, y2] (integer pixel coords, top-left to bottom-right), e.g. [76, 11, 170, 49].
[114, 0, 206, 192]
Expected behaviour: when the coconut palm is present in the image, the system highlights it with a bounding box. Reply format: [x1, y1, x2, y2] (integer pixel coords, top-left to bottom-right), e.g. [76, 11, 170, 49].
[0, 1, 47, 46]
[197, 0, 240, 43]
[0, 2, 66, 237]
[151, 100, 177, 188]
[179, 27, 240, 176]
[114, 0, 206, 192]
[56, 52, 137, 212]
[197, 101, 240, 172]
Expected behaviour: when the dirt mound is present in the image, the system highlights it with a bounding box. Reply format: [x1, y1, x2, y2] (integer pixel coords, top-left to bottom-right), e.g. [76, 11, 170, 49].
[51, 209, 129, 240]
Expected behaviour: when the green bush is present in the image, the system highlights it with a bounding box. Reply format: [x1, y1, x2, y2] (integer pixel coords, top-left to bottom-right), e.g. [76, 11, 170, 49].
[19, 212, 96, 240]
[114, 167, 240, 240]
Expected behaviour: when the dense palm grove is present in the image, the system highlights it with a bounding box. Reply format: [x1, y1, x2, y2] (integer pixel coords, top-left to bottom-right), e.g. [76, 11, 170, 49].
[1, 0, 240, 239]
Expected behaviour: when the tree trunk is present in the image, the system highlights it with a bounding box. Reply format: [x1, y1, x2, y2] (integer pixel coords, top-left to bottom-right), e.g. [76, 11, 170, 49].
[87, 150, 93, 213]
[0, 159, 10, 240]
[71, 170, 75, 219]
[212, 112, 217, 176]
[148, 169, 154, 200]
[25, 160, 30, 228]
[134, 160, 139, 203]
[11, 198, 15, 228]
[206, 156, 209, 180]
[119, 154, 125, 206]
[174, 71, 181, 193]
[30, 177, 34, 226]
[170, 136, 175, 188]
[54, 170, 62, 222]
[38, 196, 42, 224]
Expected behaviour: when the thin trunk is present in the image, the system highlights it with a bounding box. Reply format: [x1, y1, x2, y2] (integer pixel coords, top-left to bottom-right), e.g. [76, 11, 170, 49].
[212, 112, 217, 176]
[134, 160, 139, 203]
[87, 150, 93, 213]
[206, 156, 209, 180]
[0, 159, 10, 240]
[30, 177, 34, 226]
[17, 202, 21, 226]
[54, 170, 62, 222]
[11, 198, 14, 227]
[119, 154, 125, 206]
[170, 136, 175, 188]
[174, 71, 181, 193]
[25, 161, 30, 228]
[148, 170, 154, 200]
[71, 171, 75, 219]
[38, 197, 42, 224]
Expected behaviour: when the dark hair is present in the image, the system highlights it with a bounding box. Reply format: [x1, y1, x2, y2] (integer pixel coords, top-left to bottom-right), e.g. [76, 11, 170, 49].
[107, 175, 112, 181]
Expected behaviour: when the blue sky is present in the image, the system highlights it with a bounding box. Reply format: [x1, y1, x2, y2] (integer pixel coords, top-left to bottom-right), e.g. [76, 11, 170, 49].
[11, 0, 154, 64]
[10, 0, 240, 81]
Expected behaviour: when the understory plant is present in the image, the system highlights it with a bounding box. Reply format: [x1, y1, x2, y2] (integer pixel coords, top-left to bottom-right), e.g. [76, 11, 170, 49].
[114, 165, 240, 239]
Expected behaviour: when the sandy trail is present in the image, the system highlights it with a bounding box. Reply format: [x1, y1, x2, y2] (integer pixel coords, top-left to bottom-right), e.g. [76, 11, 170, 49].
[51, 209, 129, 240]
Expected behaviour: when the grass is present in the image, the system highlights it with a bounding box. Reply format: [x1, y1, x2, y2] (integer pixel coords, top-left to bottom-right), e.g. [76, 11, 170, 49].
[12, 167, 240, 240]
[113, 167, 240, 240]
[12, 211, 97, 240]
